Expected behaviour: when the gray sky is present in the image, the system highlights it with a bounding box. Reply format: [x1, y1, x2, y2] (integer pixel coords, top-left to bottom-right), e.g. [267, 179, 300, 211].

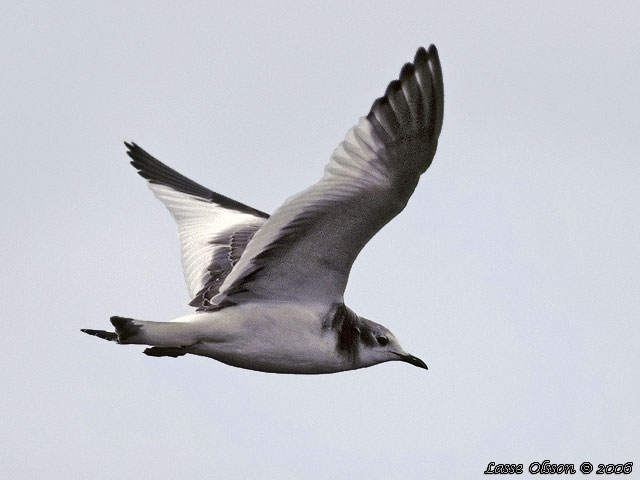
[2, 1, 639, 479]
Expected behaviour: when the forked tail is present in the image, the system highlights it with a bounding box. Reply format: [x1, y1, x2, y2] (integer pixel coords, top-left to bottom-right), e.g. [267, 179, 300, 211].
[81, 316, 143, 344]
[82, 316, 195, 358]
[82, 316, 198, 349]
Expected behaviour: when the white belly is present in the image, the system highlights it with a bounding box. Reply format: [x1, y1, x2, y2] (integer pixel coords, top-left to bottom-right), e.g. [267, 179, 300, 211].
[183, 302, 352, 374]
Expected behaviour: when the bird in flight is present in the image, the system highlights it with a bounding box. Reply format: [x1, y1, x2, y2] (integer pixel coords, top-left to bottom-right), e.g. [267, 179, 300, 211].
[83, 45, 444, 374]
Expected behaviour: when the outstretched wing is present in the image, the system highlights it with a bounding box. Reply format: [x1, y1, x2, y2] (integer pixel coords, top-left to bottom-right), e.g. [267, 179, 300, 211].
[125, 143, 269, 306]
[206, 45, 444, 312]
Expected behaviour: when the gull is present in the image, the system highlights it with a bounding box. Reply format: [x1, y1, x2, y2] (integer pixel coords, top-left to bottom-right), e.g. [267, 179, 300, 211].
[82, 45, 444, 374]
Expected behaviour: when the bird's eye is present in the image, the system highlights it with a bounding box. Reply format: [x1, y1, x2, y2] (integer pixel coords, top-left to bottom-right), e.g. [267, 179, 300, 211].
[376, 336, 389, 346]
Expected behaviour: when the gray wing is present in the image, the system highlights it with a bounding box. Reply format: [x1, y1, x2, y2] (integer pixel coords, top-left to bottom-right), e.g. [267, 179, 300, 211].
[208, 45, 444, 312]
[126, 143, 269, 306]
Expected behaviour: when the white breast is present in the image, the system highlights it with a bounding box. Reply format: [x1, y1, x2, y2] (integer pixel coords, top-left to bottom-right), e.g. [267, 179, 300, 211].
[183, 302, 351, 374]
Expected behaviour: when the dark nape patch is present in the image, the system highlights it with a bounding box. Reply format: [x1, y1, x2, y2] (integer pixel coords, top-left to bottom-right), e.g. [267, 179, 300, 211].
[143, 347, 187, 358]
[110, 316, 141, 343]
[329, 304, 368, 362]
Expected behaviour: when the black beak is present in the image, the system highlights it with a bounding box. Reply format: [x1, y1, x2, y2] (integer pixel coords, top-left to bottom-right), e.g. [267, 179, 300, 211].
[394, 352, 428, 370]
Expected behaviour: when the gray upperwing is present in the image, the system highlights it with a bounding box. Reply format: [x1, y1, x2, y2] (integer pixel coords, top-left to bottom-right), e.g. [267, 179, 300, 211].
[205, 45, 444, 313]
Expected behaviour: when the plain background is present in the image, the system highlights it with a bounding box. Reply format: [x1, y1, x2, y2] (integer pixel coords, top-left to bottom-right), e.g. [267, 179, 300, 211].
[1, 1, 638, 478]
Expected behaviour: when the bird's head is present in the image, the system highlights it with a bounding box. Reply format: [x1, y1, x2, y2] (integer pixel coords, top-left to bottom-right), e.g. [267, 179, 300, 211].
[353, 318, 428, 371]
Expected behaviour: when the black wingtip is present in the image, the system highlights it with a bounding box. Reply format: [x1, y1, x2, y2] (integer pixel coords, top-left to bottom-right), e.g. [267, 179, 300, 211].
[399, 62, 415, 81]
[384, 79, 400, 98]
[122, 141, 270, 218]
[426, 45, 444, 137]
[427, 44, 439, 61]
[414, 45, 429, 63]
[367, 44, 444, 149]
